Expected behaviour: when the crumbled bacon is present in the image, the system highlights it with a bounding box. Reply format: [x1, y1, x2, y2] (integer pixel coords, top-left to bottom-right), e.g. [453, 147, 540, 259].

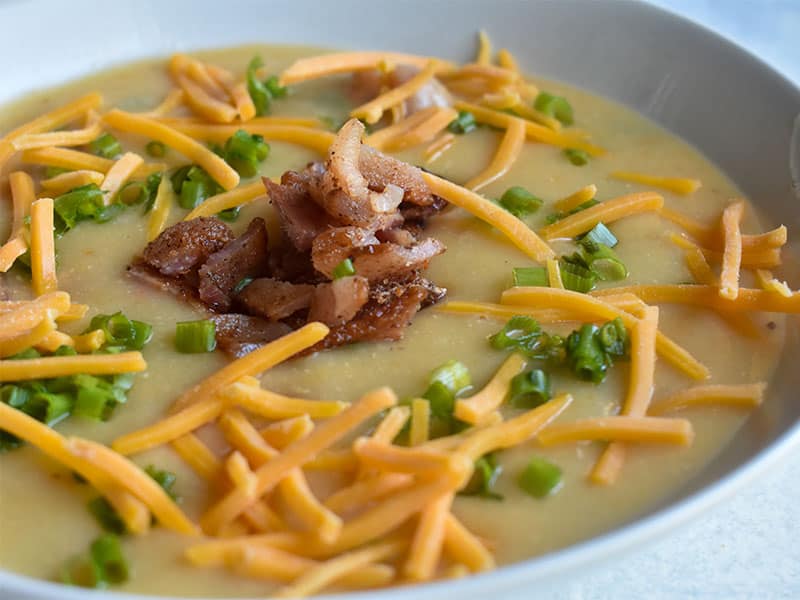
[129, 118, 448, 357]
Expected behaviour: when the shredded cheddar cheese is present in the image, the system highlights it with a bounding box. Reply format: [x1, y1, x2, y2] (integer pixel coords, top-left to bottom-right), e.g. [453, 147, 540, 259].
[464, 115, 526, 191]
[422, 171, 556, 262]
[590, 306, 659, 485]
[718, 201, 745, 300]
[0, 351, 145, 382]
[40, 169, 105, 195]
[185, 180, 266, 220]
[0, 171, 36, 272]
[538, 416, 694, 446]
[100, 152, 144, 205]
[649, 382, 766, 415]
[539, 192, 664, 240]
[103, 109, 240, 190]
[610, 170, 701, 195]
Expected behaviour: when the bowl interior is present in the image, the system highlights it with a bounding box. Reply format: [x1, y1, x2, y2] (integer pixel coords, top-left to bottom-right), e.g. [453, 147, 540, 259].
[0, 0, 798, 598]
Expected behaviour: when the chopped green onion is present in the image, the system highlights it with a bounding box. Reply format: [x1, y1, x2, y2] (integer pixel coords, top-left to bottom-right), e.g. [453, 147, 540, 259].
[447, 110, 477, 134]
[61, 533, 130, 588]
[534, 92, 574, 126]
[580, 223, 618, 248]
[490, 316, 564, 361]
[518, 456, 563, 498]
[428, 360, 471, 396]
[221, 130, 270, 177]
[74, 385, 115, 420]
[87, 312, 153, 351]
[508, 369, 551, 408]
[145, 141, 167, 158]
[563, 148, 589, 166]
[24, 391, 71, 426]
[565, 324, 609, 383]
[171, 165, 222, 209]
[247, 56, 271, 115]
[89, 133, 122, 159]
[174, 319, 217, 354]
[265, 75, 288, 98]
[233, 277, 254, 295]
[87, 497, 127, 535]
[53, 184, 106, 233]
[246, 57, 286, 116]
[512, 266, 548, 287]
[558, 259, 598, 293]
[90, 534, 129, 585]
[9, 347, 42, 360]
[119, 172, 162, 209]
[217, 206, 241, 222]
[145, 465, 179, 501]
[460, 453, 503, 500]
[598, 318, 628, 358]
[498, 186, 543, 218]
[332, 258, 356, 279]
[578, 241, 628, 282]
[422, 380, 455, 421]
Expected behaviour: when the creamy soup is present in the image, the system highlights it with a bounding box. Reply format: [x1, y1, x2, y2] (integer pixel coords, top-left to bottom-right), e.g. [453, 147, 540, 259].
[0, 44, 794, 597]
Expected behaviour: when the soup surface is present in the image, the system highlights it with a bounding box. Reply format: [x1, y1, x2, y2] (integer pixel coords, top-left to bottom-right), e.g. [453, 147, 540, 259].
[0, 44, 792, 597]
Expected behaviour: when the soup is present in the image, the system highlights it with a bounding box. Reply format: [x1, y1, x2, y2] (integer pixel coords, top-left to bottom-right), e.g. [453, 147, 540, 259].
[0, 40, 796, 598]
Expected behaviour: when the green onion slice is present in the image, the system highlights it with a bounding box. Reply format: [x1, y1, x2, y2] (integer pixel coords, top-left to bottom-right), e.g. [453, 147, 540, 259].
[460, 453, 504, 500]
[145, 141, 167, 158]
[498, 186, 543, 218]
[563, 148, 589, 166]
[518, 456, 563, 498]
[447, 110, 477, 134]
[534, 92, 574, 126]
[512, 266, 548, 287]
[508, 369, 551, 408]
[331, 258, 356, 279]
[174, 319, 217, 354]
[89, 133, 122, 159]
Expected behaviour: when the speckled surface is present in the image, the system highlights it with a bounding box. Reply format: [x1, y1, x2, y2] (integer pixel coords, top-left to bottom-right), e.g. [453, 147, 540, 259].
[540, 2, 800, 598]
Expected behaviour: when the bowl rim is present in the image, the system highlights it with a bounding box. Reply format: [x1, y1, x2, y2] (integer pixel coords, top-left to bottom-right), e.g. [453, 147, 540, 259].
[1, 0, 798, 599]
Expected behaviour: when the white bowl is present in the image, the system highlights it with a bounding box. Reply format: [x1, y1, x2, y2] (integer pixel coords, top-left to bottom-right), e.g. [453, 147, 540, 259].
[0, 0, 798, 598]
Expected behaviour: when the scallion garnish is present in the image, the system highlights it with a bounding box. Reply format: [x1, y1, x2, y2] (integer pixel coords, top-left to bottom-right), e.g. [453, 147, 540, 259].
[563, 148, 589, 166]
[498, 186, 543, 218]
[246, 56, 288, 116]
[508, 369, 551, 408]
[61, 534, 129, 588]
[489, 316, 564, 361]
[512, 266, 548, 287]
[428, 360, 472, 397]
[518, 456, 563, 498]
[89, 133, 122, 159]
[217, 206, 241, 222]
[175, 320, 216, 354]
[332, 258, 356, 279]
[565, 324, 613, 383]
[88, 497, 127, 535]
[119, 172, 162, 210]
[534, 92, 574, 126]
[145, 465, 179, 501]
[171, 165, 222, 209]
[411, 360, 473, 438]
[558, 259, 598, 293]
[460, 452, 503, 500]
[88, 312, 153, 351]
[580, 222, 618, 248]
[447, 110, 477, 134]
[145, 140, 167, 158]
[221, 130, 270, 178]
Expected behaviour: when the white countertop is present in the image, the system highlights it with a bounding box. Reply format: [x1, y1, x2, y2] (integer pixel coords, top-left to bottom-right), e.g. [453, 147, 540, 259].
[541, 2, 800, 598]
